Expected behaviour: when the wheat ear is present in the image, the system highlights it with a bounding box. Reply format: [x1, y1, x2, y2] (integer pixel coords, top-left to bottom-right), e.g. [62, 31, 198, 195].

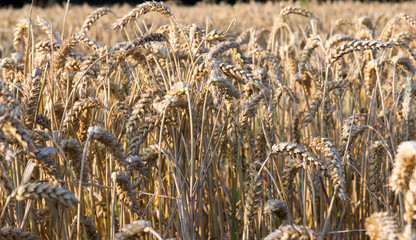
[62, 139, 89, 181]
[79, 215, 100, 240]
[112, 172, 141, 216]
[404, 172, 416, 239]
[0, 145, 13, 195]
[13, 18, 32, 52]
[10, 183, 79, 207]
[22, 68, 42, 129]
[368, 141, 385, 195]
[111, 2, 172, 30]
[264, 199, 288, 222]
[278, 6, 321, 24]
[310, 137, 348, 201]
[398, 13, 416, 30]
[0, 84, 34, 152]
[264, 224, 317, 240]
[365, 212, 399, 240]
[79, 7, 113, 35]
[390, 141, 416, 193]
[37, 16, 61, 42]
[114, 220, 162, 240]
[0, 227, 42, 240]
[272, 142, 327, 173]
[325, 34, 357, 50]
[88, 126, 126, 168]
[328, 40, 394, 65]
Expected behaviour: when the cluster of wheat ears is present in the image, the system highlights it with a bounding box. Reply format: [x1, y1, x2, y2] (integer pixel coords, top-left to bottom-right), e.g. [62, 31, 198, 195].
[0, 1, 416, 239]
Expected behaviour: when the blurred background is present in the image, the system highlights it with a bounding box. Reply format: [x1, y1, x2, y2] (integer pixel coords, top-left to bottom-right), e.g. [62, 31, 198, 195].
[0, 0, 410, 8]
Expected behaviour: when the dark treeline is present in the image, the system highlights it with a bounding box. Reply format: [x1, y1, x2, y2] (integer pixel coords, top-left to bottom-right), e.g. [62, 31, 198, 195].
[0, 0, 409, 8]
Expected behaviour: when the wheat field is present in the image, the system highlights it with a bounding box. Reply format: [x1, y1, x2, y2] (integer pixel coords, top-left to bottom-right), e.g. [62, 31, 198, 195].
[0, 1, 415, 239]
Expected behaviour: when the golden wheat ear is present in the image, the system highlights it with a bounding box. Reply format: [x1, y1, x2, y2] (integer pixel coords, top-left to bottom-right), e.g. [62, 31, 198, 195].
[263, 199, 288, 222]
[114, 220, 162, 240]
[72, 215, 101, 240]
[0, 227, 42, 240]
[111, 171, 141, 216]
[264, 224, 317, 240]
[10, 183, 79, 207]
[390, 141, 416, 194]
[79, 7, 113, 36]
[365, 212, 399, 240]
[110, 2, 172, 30]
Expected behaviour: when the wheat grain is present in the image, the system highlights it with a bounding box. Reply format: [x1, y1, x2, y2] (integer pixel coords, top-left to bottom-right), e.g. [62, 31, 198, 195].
[404, 172, 416, 238]
[391, 38, 416, 64]
[243, 167, 263, 225]
[77, 34, 108, 56]
[30, 148, 62, 184]
[396, 31, 416, 43]
[0, 140, 13, 195]
[334, 18, 354, 30]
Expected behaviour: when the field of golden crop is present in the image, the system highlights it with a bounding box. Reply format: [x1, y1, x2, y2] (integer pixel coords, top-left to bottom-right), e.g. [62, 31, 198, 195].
[0, 1, 415, 239]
